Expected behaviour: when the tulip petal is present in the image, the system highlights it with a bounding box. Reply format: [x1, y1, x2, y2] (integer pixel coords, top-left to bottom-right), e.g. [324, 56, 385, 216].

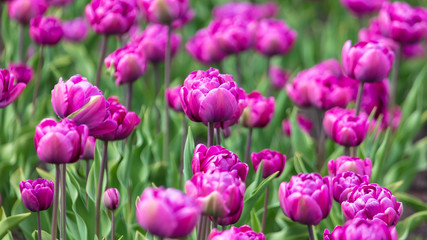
[199, 88, 237, 122]
[37, 132, 73, 164]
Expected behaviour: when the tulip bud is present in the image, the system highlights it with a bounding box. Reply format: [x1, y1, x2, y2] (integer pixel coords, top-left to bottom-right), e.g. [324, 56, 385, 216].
[331, 171, 370, 203]
[0, 69, 26, 108]
[282, 119, 291, 137]
[341, 183, 402, 226]
[209, 225, 265, 240]
[140, 0, 193, 26]
[324, 218, 398, 240]
[186, 28, 227, 65]
[328, 156, 372, 177]
[342, 41, 394, 83]
[241, 91, 275, 128]
[103, 188, 120, 211]
[209, 18, 253, 54]
[7, 0, 48, 25]
[165, 85, 184, 112]
[136, 187, 200, 238]
[81, 137, 96, 160]
[29, 16, 63, 46]
[279, 173, 332, 225]
[255, 19, 297, 57]
[269, 65, 290, 90]
[62, 17, 89, 42]
[251, 149, 286, 178]
[192, 144, 248, 181]
[339, 0, 385, 17]
[20, 179, 54, 212]
[8, 62, 34, 84]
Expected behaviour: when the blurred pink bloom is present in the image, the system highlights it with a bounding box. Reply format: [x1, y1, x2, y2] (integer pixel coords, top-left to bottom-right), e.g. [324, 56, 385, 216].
[29, 16, 63, 46]
[0, 69, 26, 108]
[7, 0, 48, 25]
[241, 91, 275, 128]
[62, 17, 89, 42]
[8, 62, 33, 84]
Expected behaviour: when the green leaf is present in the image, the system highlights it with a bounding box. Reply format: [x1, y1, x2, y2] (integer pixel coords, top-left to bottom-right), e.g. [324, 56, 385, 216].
[32, 230, 52, 240]
[36, 168, 55, 181]
[134, 231, 147, 240]
[396, 210, 427, 240]
[0, 212, 31, 239]
[395, 193, 427, 212]
[183, 127, 195, 183]
[250, 209, 262, 233]
[371, 129, 390, 183]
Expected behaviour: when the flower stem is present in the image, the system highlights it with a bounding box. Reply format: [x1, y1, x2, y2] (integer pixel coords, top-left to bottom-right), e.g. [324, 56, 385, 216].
[266, 57, 272, 96]
[207, 122, 214, 147]
[355, 82, 364, 116]
[344, 147, 351, 156]
[262, 186, 270, 233]
[0, 3, 4, 55]
[316, 109, 325, 171]
[308, 224, 315, 240]
[37, 211, 42, 240]
[212, 217, 218, 230]
[235, 54, 243, 85]
[60, 164, 67, 240]
[153, 63, 161, 132]
[19, 24, 25, 63]
[390, 46, 401, 111]
[85, 160, 90, 208]
[126, 81, 133, 110]
[111, 212, 115, 240]
[244, 128, 253, 164]
[215, 128, 221, 145]
[95, 35, 108, 87]
[179, 116, 187, 182]
[51, 164, 60, 240]
[163, 25, 172, 167]
[31, 46, 44, 121]
[95, 140, 109, 239]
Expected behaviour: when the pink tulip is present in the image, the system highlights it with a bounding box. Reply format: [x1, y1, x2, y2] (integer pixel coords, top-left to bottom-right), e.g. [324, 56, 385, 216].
[241, 91, 275, 128]
[7, 0, 47, 25]
[251, 149, 286, 178]
[0, 69, 26, 108]
[29, 16, 63, 46]
[328, 156, 372, 177]
[20, 179, 54, 212]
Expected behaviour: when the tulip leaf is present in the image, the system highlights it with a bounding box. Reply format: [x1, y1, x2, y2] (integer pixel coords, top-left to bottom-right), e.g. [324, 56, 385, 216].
[0, 212, 31, 239]
[183, 127, 195, 184]
[134, 231, 147, 240]
[32, 230, 52, 240]
[402, 65, 427, 118]
[396, 210, 427, 240]
[9, 167, 25, 197]
[371, 129, 390, 183]
[395, 193, 427, 212]
[250, 209, 262, 233]
[36, 168, 55, 181]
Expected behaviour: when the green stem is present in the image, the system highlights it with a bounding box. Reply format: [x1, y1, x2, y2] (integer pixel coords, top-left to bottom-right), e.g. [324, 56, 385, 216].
[215, 127, 221, 146]
[95, 141, 108, 239]
[31, 46, 44, 121]
[37, 212, 41, 240]
[85, 160, 90, 208]
[60, 164, 66, 240]
[235, 54, 243, 85]
[126, 81, 133, 110]
[308, 224, 314, 240]
[19, 24, 25, 63]
[95, 35, 108, 87]
[179, 116, 187, 183]
[111, 212, 115, 240]
[344, 147, 351, 156]
[390, 46, 401, 111]
[51, 164, 60, 240]
[163, 26, 172, 167]
[244, 128, 253, 164]
[355, 82, 364, 116]
[261, 186, 270, 233]
[316, 109, 325, 171]
[207, 122, 214, 147]
[153, 63, 161, 133]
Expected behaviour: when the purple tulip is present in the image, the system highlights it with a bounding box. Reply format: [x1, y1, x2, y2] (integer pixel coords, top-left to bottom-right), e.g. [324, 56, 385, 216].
[339, 0, 385, 16]
[186, 28, 227, 65]
[213, 87, 247, 130]
[286, 59, 354, 109]
[324, 218, 397, 240]
[103, 188, 120, 210]
[134, 24, 181, 64]
[342, 41, 394, 83]
[208, 225, 265, 240]
[402, 42, 426, 59]
[185, 170, 245, 225]
[360, 79, 390, 119]
[282, 119, 291, 137]
[136, 187, 200, 238]
[269, 65, 290, 90]
[180, 68, 242, 123]
[323, 107, 369, 147]
[91, 97, 140, 141]
[165, 85, 184, 112]
[34, 118, 88, 164]
[358, 18, 399, 53]
[332, 171, 370, 203]
[0, 69, 26, 108]
[379, 2, 427, 45]
[62, 17, 89, 42]
[278, 173, 332, 225]
[139, 0, 193, 26]
[212, 2, 278, 21]
[255, 19, 297, 57]
[251, 149, 286, 178]
[8, 62, 33, 84]
[328, 156, 372, 177]
[85, 0, 137, 35]
[7, 0, 48, 25]
[192, 144, 248, 181]
[381, 107, 402, 131]
[105, 44, 147, 86]
[46, 0, 73, 7]
[282, 114, 314, 137]
[81, 136, 96, 160]
[29, 16, 63, 46]
[20, 179, 54, 212]
[51, 75, 117, 136]
[209, 18, 253, 55]
[241, 91, 275, 128]
[341, 183, 403, 226]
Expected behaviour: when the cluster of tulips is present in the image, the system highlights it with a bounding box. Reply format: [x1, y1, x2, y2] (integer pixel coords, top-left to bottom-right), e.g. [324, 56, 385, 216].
[0, 0, 426, 239]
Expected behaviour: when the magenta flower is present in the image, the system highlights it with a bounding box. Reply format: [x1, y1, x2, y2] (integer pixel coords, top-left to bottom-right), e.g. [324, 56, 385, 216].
[379, 2, 427, 45]
[342, 41, 394, 83]
[103, 188, 120, 211]
[332, 171, 370, 203]
[212, 87, 246, 130]
[0, 69, 26, 108]
[136, 187, 200, 238]
[241, 91, 275, 128]
[209, 18, 253, 55]
[402, 42, 426, 59]
[85, 0, 137, 35]
[186, 28, 226, 65]
[255, 19, 297, 57]
[278, 173, 332, 225]
[46, 0, 73, 7]
[328, 156, 372, 177]
[29, 16, 63, 46]
[324, 218, 397, 240]
[339, 0, 385, 16]
[91, 97, 140, 141]
[8, 62, 33, 84]
[209, 225, 265, 240]
[269, 65, 290, 90]
[341, 183, 403, 226]
[34, 118, 88, 164]
[81, 136, 96, 160]
[185, 170, 245, 225]
[7, 0, 48, 25]
[180, 68, 242, 123]
[358, 18, 399, 53]
[360, 79, 390, 119]
[139, 0, 193, 26]
[165, 85, 184, 112]
[282, 119, 291, 137]
[323, 107, 369, 147]
[251, 149, 286, 178]
[62, 17, 89, 42]
[192, 144, 248, 181]
[20, 179, 54, 212]
[51, 75, 117, 136]
[105, 44, 147, 86]
[134, 24, 181, 64]
[282, 114, 314, 137]
[212, 2, 278, 21]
